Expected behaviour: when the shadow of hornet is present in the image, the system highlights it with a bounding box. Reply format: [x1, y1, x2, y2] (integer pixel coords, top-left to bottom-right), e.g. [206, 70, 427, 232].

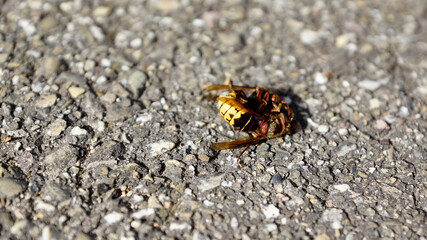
[274, 88, 310, 134]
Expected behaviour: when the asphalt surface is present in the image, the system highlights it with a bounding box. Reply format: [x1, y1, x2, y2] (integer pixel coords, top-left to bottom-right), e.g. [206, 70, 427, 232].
[0, 0, 426, 239]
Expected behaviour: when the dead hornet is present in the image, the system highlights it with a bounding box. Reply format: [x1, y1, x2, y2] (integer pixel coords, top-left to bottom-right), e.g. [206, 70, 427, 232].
[204, 82, 294, 166]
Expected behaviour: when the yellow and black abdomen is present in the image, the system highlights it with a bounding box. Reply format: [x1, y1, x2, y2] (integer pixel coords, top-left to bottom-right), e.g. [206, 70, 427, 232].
[217, 97, 254, 132]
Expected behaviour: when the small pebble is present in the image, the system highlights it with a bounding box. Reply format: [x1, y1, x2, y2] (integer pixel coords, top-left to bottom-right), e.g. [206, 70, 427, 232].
[318, 125, 329, 133]
[399, 106, 409, 117]
[100, 59, 111, 67]
[18, 19, 36, 35]
[148, 140, 175, 157]
[0, 178, 25, 198]
[337, 128, 348, 136]
[46, 119, 67, 137]
[197, 174, 223, 192]
[93, 6, 111, 17]
[300, 29, 320, 45]
[90, 25, 105, 41]
[36, 94, 57, 108]
[96, 76, 107, 84]
[127, 70, 147, 98]
[321, 208, 343, 229]
[100, 92, 116, 103]
[34, 199, 55, 212]
[75, 233, 92, 240]
[147, 196, 162, 209]
[264, 223, 278, 233]
[130, 38, 142, 48]
[230, 217, 238, 229]
[357, 78, 388, 91]
[314, 72, 328, 85]
[203, 200, 214, 207]
[11, 220, 29, 235]
[115, 30, 133, 48]
[250, 26, 263, 37]
[169, 222, 191, 231]
[335, 34, 349, 48]
[84, 60, 95, 72]
[261, 204, 280, 219]
[42, 56, 62, 77]
[131, 208, 155, 219]
[336, 144, 356, 157]
[192, 18, 205, 27]
[136, 113, 153, 125]
[369, 98, 382, 109]
[372, 119, 389, 130]
[59, 2, 73, 12]
[0, 53, 8, 64]
[70, 126, 88, 136]
[384, 115, 396, 124]
[103, 212, 124, 225]
[333, 184, 350, 192]
[198, 154, 210, 162]
[271, 173, 283, 185]
[68, 86, 86, 98]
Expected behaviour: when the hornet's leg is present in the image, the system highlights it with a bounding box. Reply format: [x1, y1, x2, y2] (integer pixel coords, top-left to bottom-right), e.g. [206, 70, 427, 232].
[236, 144, 251, 167]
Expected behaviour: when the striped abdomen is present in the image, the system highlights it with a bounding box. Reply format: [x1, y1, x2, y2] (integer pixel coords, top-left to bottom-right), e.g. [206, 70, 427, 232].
[217, 97, 254, 131]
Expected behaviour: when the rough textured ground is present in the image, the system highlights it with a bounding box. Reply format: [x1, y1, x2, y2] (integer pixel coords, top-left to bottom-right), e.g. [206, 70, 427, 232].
[0, 0, 426, 239]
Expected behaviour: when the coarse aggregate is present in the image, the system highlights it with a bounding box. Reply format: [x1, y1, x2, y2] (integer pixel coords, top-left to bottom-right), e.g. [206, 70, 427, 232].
[0, 0, 426, 239]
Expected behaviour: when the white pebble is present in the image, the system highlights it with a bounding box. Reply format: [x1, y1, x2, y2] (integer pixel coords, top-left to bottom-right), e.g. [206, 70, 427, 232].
[333, 184, 350, 192]
[321, 208, 343, 229]
[96, 76, 107, 84]
[198, 174, 223, 192]
[318, 125, 329, 133]
[372, 119, 389, 130]
[114, 30, 133, 48]
[90, 25, 105, 41]
[18, 19, 37, 35]
[264, 223, 277, 233]
[70, 126, 88, 136]
[12, 76, 20, 85]
[230, 217, 238, 229]
[369, 98, 382, 109]
[250, 26, 263, 36]
[347, 43, 358, 52]
[384, 115, 396, 124]
[26, 50, 42, 58]
[192, 18, 205, 27]
[280, 218, 288, 225]
[197, 197, 211, 206]
[300, 29, 320, 45]
[104, 212, 124, 225]
[130, 38, 142, 48]
[94, 121, 105, 132]
[261, 204, 280, 219]
[59, 2, 73, 12]
[131, 208, 155, 219]
[314, 72, 328, 84]
[342, 80, 350, 87]
[34, 199, 55, 212]
[148, 140, 175, 157]
[357, 78, 388, 91]
[136, 113, 153, 125]
[169, 222, 191, 231]
[338, 128, 348, 136]
[100, 58, 111, 67]
[399, 106, 409, 117]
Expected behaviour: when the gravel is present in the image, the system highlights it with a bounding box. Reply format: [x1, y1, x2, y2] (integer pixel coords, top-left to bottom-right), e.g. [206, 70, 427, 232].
[0, 0, 426, 239]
